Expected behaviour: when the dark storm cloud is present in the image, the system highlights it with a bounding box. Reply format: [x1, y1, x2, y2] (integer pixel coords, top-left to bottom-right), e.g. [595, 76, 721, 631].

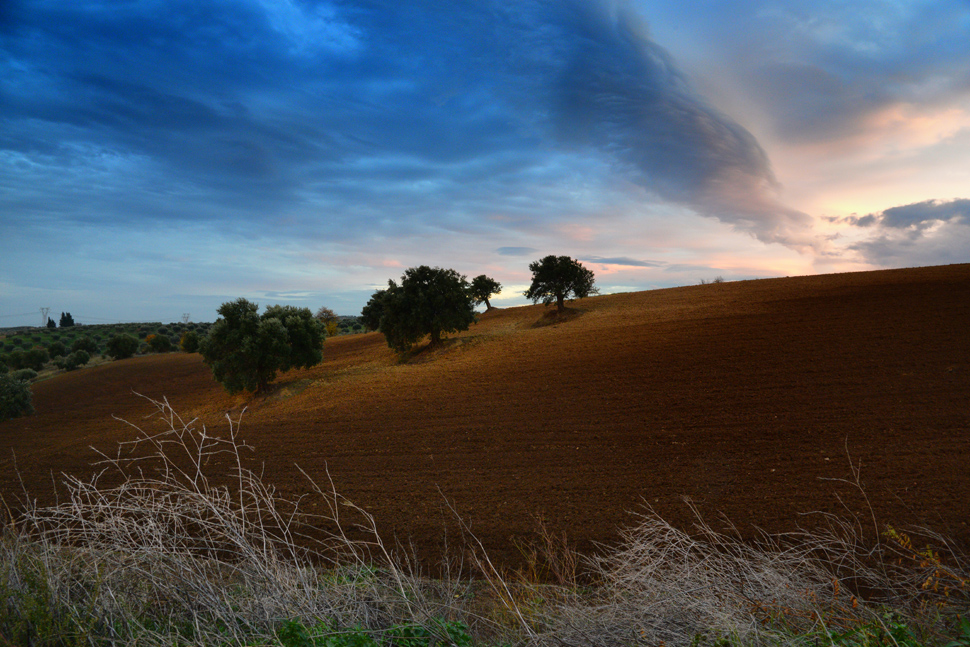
[839, 198, 970, 231]
[1, 0, 811, 247]
[840, 198, 970, 266]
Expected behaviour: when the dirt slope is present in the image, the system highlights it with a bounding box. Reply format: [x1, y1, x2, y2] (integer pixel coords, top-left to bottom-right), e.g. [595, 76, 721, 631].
[2, 264, 969, 569]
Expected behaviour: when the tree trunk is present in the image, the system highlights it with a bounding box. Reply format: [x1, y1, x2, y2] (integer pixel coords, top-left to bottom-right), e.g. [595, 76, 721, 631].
[556, 294, 565, 312]
[429, 328, 441, 347]
[484, 297, 492, 310]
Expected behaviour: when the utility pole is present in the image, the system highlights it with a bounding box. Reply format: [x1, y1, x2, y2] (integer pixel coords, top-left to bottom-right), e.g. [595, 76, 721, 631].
[40, 307, 50, 328]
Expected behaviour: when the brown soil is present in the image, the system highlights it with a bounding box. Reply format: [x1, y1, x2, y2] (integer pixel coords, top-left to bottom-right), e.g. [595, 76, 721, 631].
[2, 264, 969, 571]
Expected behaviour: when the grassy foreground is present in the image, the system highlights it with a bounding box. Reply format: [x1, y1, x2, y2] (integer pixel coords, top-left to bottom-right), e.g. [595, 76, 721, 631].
[2, 398, 969, 647]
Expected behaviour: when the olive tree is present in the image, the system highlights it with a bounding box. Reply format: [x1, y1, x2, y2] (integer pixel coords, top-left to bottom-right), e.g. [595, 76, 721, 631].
[0, 373, 33, 422]
[360, 289, 387, 332]
[524, 255, 597, 313]
[106, 334, 139, 359]
[199, 298, 323, 394]
[470, 274, 502, 310]
[365, 266, 476, 353]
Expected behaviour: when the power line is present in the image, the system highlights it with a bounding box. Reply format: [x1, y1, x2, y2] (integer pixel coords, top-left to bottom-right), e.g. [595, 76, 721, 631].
[0, 312, 39, 319]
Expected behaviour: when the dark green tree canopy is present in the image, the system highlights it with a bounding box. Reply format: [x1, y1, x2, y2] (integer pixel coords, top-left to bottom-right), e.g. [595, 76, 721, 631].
[199, 299, 324, 394]
[46, 317, 56, 329]
[59, 312, 75, 327]
[180, 330, 200, 353]
[368, 266, 476, 353]
[360, 289, 387, 332]
[523, 255, 597, 312]
[470, 274, 502, 310]
[106, 333, 139, 360]
[71, 336, 97, 354]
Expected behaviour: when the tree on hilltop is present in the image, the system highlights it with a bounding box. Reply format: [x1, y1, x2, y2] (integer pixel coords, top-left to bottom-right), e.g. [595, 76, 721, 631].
[470, 274, 502, 310]
[365, 266, 476, 353]
[524, 255, 597, 313]
[59, 312, 75, 327]
[199, 299, 324, 394]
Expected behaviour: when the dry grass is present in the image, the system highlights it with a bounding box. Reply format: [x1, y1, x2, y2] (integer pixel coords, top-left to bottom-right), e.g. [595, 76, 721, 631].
[1, 396, 968, 646]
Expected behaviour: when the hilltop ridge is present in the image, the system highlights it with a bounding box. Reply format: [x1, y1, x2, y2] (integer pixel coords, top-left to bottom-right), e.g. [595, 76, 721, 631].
[2, 263, 969, 569]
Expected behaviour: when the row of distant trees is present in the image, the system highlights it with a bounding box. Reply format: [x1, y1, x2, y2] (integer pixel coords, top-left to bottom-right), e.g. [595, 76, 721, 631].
[197, 255, 596, 395]
[4, 255, 598, 413]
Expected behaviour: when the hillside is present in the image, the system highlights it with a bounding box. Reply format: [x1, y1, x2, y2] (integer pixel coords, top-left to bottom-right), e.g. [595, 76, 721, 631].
[2, 263, 969, 570]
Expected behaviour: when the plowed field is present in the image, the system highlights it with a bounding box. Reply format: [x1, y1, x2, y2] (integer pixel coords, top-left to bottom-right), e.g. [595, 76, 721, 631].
[3, 264, 969, 570]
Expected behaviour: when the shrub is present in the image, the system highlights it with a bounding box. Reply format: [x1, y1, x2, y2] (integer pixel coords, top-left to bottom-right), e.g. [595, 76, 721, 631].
[157, 326, 169, 335]
[23, 347, 49, 372]
[180, 331, 200, 353]
[147, 334, 173, 353]
[71, 336, 98, 354]
[10, 338, 23, 347]
[106, 333, 139, 360]
[11, 368, 37, 382]
[5, 350, 24, 370]
[0, 360, 6, 374]
[47, 341, 67, 359]
[199, 299, 324, 394]
[0, 373, 33, 421]
[56, 350, 90, 371]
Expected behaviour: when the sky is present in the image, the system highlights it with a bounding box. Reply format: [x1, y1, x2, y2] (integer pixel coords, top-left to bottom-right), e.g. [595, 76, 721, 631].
[2, 0, 969, 325]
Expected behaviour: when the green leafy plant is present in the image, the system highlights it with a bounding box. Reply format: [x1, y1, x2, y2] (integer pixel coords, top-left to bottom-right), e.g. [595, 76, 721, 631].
[106, 333, 139, 360]
[366, 266, 476, 353]
[470, 274, 502, 311]
[524, 255, 597, 313]
[47, 341, 67, 359]
[146, 333, 173, 353]
[199, 298, 324, 394]
[179, 330, 200, 353]
[71, 336, 97, 354]
[0, 373, 34, 421]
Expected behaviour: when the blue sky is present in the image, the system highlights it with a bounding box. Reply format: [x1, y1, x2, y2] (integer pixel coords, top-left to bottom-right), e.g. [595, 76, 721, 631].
[2, 0, 969, 325]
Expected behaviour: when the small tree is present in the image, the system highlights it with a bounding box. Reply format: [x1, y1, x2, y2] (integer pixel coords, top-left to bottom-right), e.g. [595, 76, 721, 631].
[315, 306, 340, 337]
[524, 255, 597, 313]
[46, 317, 56, 329]
[0, 373, 33, 422]
[147, 334, 173, 353]
[59, 312, 75, 327]
[106, 333, 139, 360]
[71, 336, 98, 354]
[23, 347, 49, 372]
[47, 341, 67, 359]
[470, 274, 502, 310]
[199, 299, 324, 394]
[180, 330, 200, 353]
[373, 266, 476, 353]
